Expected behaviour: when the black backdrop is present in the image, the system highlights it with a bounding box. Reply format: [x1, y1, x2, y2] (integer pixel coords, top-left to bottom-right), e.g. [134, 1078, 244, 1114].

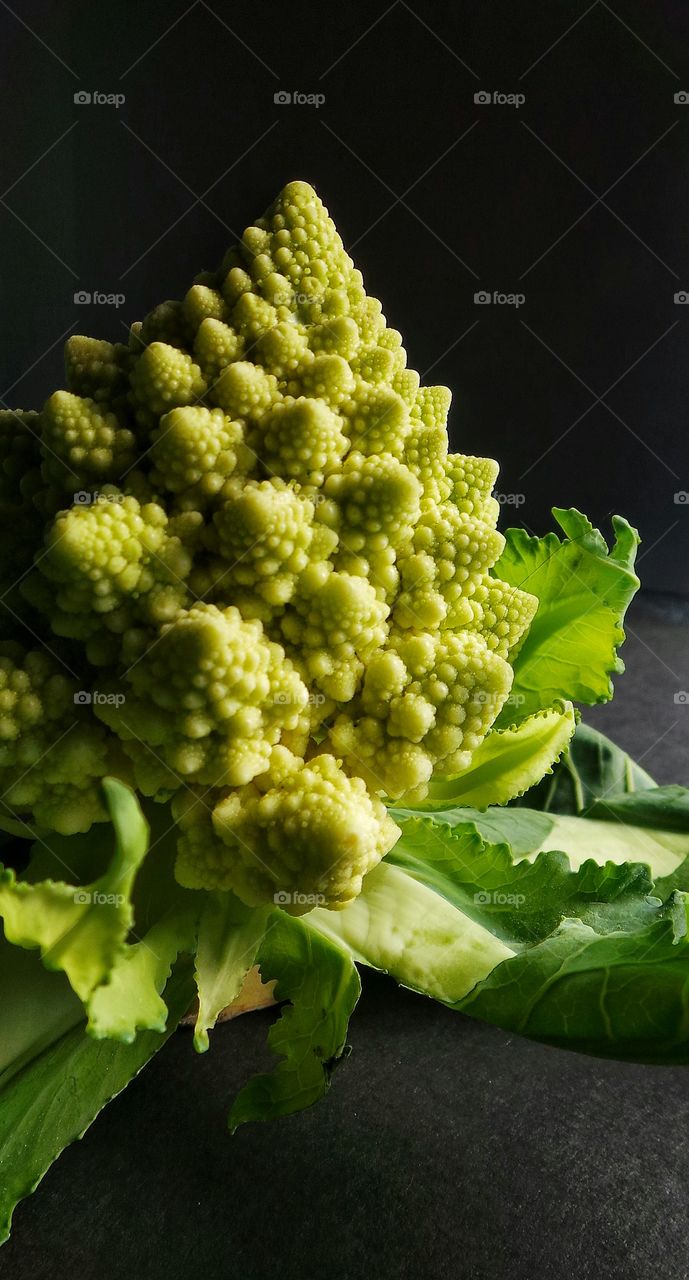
[1, 0, 688, 592]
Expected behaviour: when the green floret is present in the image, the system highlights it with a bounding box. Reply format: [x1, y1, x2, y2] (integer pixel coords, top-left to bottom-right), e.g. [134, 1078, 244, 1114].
[353, 345, 396, 385]
[342, 380, 410, 457]
[261, 396, 348, 485]
[0, 645, 112, 834]
[446, 452, 500, 522]
[212, 478, 315, 606]
[139, 300, 193, 350]
[210, 359, 278, 421]
[393, 508, 503, 631]
[255, 322, 310, 379]
[40, 390, 137, 499]
[329, 629, 513, 801]
[308, 315, 359, 359]
[404, 387, 453, 504]
[95, 603, 309, 792]
[240, 179, 355, 297]
[327, 452, 420, 600]
[392, 553, 448, 630]
[393, 367, 421, 406]
[327, 452, 421, 553]
[34, 492, 192, 646]
[193, 318, 245, 382]
[64, 335, 129, 404]
[231, 291, 279, 341]
[183, 283, 226, 330]
[175, 747, 400, 911]
[129, 341, 206, 426]
[282, 563, 389, 702]
[149, 406, 245, 504]
[467, 577, 538, 659]
[298, 353, 355, 406]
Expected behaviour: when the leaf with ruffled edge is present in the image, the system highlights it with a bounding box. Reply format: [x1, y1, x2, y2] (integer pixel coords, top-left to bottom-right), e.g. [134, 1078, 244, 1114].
[494, 509, 639, 723]
[0, 780, 148, 1004]
[229, 911, 360, 1131]
[408, 701, 576, 812]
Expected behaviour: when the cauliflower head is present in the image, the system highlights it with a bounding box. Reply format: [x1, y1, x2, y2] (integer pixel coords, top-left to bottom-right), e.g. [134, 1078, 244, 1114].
[1, 181, 537, 910]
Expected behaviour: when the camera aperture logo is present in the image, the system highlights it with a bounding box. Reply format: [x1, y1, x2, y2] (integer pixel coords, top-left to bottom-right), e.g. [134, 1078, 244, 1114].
[474, 289, 525, 309]
[274, 690, 326, 706]
[74, 690, 125, 708]
[73, 890, 125, 906]
[474, 890, 526, 908]
[74, 90, 125, 108]
[274, 90, 325, 109]
[274, 890, 326, 907]
[73, 489, 126, 506]
[474, 89, 525, 109]
[74, 290, 126, 308]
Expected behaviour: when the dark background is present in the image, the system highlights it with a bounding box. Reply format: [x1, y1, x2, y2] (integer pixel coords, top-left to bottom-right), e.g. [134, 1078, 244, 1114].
[2, 5, 689, 1278]
[1, 0, 688, 592]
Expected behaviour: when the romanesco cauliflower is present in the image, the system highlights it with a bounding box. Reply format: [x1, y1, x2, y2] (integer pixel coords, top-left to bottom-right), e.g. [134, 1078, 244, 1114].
[1, 180, 537, 911]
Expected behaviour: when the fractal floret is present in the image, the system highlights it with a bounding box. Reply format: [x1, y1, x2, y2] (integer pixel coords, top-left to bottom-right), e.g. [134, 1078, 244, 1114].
[0, 181, 538, 911]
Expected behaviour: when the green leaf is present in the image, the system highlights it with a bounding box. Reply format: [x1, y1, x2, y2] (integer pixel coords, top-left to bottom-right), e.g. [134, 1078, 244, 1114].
[387, 815, 658, 944]
[0, 780, 148, 1003]
[458, 900, 689, 1064]
[0, 961, 196, 1247]
[586, 787, 689, 832]
[312, 793, 689, 1065]
[495, 509, 639, 721]
[229, 912, 361, 1130]
[518, 720, 656, 815]
[511, 721, 689, 881]
[86, 801, 202, 1043]
[410, 800, 689, 883]
[393, 804, 555, 856]
[412, 701, 576, 810]
[194, 895, 268, 1053]
[0, 927, 83, 1088]
[86, 908, 198, 1042]
[312, 861, 515, 1004]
